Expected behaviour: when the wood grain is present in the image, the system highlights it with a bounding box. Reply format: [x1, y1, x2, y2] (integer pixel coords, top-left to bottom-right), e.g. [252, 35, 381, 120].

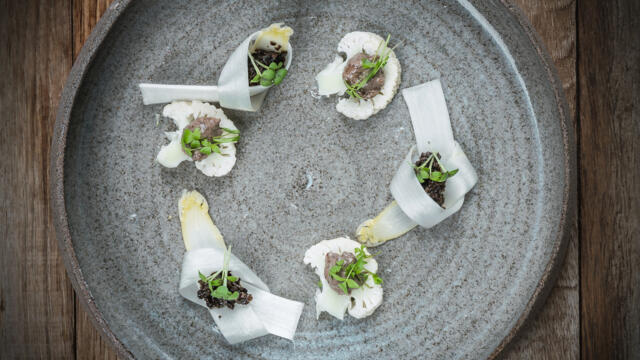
[500, 1, 580, 359]
[72, 0, 112, 57]
[0, 0, 75, 358]
[72, 0, 121, 359]
[579, 0, 640, 358]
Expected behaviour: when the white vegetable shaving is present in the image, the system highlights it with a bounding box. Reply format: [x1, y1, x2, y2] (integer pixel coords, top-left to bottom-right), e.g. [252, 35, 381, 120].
[139, 23, 293, 112]
[178, 190, 304, 344]
[156, 101, 237, 177]
[357, 80, 478, 246]
[303, 237, 383, 320]
[315, 32, 401, 120]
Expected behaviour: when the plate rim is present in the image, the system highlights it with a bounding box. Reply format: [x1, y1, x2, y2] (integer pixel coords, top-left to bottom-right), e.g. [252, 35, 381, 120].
[50, 1, 576, 358]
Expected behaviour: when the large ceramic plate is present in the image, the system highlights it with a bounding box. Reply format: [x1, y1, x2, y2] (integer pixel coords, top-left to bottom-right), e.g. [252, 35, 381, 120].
[51, 0, 575, 358]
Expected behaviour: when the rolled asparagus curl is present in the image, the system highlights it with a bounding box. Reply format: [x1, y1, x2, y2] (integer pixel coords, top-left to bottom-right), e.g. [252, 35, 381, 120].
[177, 190, 304, 344]
[139, 23, 293, 111]
[356, 80, 477, 246]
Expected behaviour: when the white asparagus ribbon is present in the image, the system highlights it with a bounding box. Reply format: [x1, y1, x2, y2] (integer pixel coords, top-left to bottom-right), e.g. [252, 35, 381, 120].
[139, 25, 292, 111]
[357, 80, 478, 246]
[177, 190, 304, 344]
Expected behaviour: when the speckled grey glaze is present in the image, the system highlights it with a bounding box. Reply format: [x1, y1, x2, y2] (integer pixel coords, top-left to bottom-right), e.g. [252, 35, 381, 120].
[51, 0, 575, 359]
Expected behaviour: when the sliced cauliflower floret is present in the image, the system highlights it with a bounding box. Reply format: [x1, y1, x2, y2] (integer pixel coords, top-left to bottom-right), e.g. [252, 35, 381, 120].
[156, 101, 238, 177]
[303, 237, 384, 320]
[315, 32, 401, 120]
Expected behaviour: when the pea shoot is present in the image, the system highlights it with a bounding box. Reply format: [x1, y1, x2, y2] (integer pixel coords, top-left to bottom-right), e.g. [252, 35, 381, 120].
[328, 245, 383, 295]
[413, 152, 459, 183]
[181, 127, 240, 158]
[249, 52, 288, 87]
[198, 245, 240, 301]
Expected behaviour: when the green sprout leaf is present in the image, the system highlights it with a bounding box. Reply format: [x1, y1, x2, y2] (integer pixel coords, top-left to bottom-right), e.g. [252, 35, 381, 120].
[330, 264, 342, 274]
[361, 57, 376, 68]
[346, 279, 360, 289]
[262, 69, 276, 81]
[221, 127, 240, 134]
[198, 271, 208, 283]
[182, 142, 192, 156]
[213, 136, 240, 144]
[371, 273, 383, 285]
[191, 128, 201, 140]
[259, 78, 271, 87]
[338, 282, 349, 295]
[183, 128, 193, 142]
[273, 68, 287, 85]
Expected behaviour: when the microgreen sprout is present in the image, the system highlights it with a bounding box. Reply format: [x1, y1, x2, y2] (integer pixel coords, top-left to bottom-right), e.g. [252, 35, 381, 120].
[249, 52, 288, 87]
[181, 127, 240, 158]
[328, 245, 383, 295]
[413, 152, 459, 183]
[344, 34, 399, 100]
[198, 245, 240, 301]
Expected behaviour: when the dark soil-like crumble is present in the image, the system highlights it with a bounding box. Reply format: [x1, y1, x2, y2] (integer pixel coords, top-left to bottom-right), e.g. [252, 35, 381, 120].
[248, 48, 287, 86]
[415, 152, 446, 207]
[197, 271, 253, 310]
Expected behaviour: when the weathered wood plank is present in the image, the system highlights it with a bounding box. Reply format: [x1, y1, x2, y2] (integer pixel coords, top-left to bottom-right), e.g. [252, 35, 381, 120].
[0, 0, 75, 358]
[579, 0, 640, 358]
[73, 0, 112, 59]
[76, 301, 119, 360]
[499, 0, 579, 358]
[71, 0, 121, 359]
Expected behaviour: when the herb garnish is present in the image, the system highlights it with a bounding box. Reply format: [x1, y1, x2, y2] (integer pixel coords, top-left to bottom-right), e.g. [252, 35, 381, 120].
[198, 245, 240, 301]
[328, 245, 383, 295]
[181, 127, 240, 157]
[249, 52, 288, 87]
[344, 34, 397, 100]
[413, 152, 459, 183]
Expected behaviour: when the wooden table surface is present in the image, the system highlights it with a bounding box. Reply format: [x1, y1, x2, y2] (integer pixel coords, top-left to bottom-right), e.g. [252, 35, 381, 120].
[1, 0, 638, 358]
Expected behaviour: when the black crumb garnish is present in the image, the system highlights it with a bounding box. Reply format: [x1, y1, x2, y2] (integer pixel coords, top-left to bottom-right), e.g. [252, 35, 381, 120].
[413, 152, 459, 208]
[248, 49, 288, 87]
[197, 271, 253, 310]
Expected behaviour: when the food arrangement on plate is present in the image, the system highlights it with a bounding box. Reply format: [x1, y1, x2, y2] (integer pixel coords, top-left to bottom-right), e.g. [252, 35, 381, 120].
[53, 1, 575, 357]
[137, 23, 477, 343]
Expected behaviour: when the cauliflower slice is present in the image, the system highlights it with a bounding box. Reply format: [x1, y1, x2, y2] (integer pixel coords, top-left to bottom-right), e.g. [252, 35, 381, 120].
[303, 237, 384, 320]
[156, 101, 238, 177]
[315, 32, 401, 120]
